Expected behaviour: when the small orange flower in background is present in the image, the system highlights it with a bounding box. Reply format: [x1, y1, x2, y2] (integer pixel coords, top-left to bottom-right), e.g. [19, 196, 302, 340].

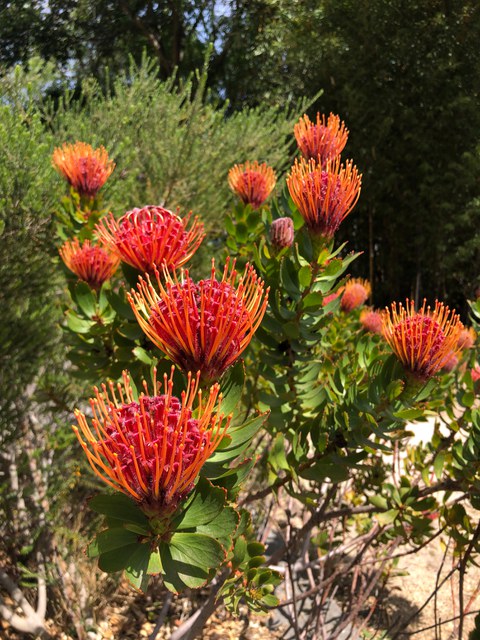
[382, 299, 463, 380]
[228, 161, 276, 209]
[95, 206, 205, 275]
[341, 279, 371, 312]
[59, 238, 120, 290]
[128, 259, 269, 384]
[52, 142, 115, 198]
[72, 369, 230, 515]
[457, 327, 476, 350]
[360, 308, 383, 334]
[287, 156, 361, 239]
[294, 112, 348, 164]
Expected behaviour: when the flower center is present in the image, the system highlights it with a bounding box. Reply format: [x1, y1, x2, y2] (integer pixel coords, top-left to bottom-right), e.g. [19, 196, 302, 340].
[152, 278, 250, 381]
[393, 316, 446, 377]
[106, 395, 203, 504]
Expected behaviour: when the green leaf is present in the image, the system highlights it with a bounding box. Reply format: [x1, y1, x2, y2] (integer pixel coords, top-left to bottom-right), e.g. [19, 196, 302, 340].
[393, 408, 425, 421]
[220, 360, 245, 415]
[65, 311, 95, 334]
[196, 507, 240, 550]
[88, 527, 139, 558]
[74, 281, 97, 318]
[173, 478, 226, 530]
[147, 549, 163, 575]
[133, 346, 154, 365]
[160, 533, 225, 593]
[89, 493, 150, 529]
[434, 451, 445, 480]
[124, 543, 152, 591]
[302, 292, 323, 310]
[98, 544, 139, 572]
[376, 509, 399, 525]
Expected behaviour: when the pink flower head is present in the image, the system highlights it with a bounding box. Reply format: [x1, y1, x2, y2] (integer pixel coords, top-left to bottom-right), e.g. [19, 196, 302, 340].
[52, 142, 115, 198]
[228, 161, 276, 209]
[73, 369, 231, 516]
[59, 238, 120, 290]
[128, 259, 269, 384]
[382, 299, 464, 380]
[287, 156, 361, 239]
[294, 112, 348, 164]
[341, 279, 371, 312]
[360, 308, 383, 334]
[95, 206, 205, 275]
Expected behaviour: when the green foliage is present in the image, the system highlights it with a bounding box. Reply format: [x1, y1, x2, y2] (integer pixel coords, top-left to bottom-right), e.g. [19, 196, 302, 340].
[0, 103, 64, 434]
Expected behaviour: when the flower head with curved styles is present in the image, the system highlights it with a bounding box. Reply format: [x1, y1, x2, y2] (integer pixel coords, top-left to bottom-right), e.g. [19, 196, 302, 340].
[95, 206, 205, 275]
[228, 161, 276, 209]
[382, 299, 463, 380]
[287, 156, 361, 239]
[360, 308, 383, 334]
[73, 369, 230, 515]
[52, 142, 115, 198]
[128, 259, 269, 384]
[59, 238, 120, 290]
[341, 279, 371, 312]
[294, 113, 348, 164]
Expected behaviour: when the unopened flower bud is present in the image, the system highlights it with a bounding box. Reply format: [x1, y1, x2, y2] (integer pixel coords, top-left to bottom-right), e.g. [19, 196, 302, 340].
[270, 217, 294, 249]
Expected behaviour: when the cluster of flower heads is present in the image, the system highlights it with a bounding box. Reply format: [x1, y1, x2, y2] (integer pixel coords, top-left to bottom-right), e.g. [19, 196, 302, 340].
[54, 141, 271, 514]
[73, 369, 230, 515]
[228, 112, 361, 246]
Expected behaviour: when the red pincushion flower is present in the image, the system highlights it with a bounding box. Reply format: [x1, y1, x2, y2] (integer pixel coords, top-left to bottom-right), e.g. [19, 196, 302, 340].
[73, 369, 230, 514]
[270, 217, 294, 249]
[341, 279, 371, 312]
[59, 238, 120, 290]
[442, 352, 459, 372]
[52, 142, 115, 198]
[128, 259, 269, 384]
[287, 156, 361, 239]
[228, 161, 276, 209]
[294, 113, 348, 163]
[382, 300, 463, 380]
[360, 308, 383, 334]
[95, 206, 205, 275]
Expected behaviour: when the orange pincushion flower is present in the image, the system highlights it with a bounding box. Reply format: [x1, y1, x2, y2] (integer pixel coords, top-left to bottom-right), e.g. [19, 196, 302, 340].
[59, 238, 120, 290]
[73, 369, 231, 515]
[382, 299, 464, 380]
[95, 206, 205, 275]
[128, 259, 269, 384]
[442, 352, 459, 372]
[341, 279, 371, 312]
[457, 327, 476, 350]
[360, 308, 383, 334]
[294, 113, 348, 163]
[228, 161, 276, 209]
[52, 142, 115, 198]
[287, 156, 361, 239]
